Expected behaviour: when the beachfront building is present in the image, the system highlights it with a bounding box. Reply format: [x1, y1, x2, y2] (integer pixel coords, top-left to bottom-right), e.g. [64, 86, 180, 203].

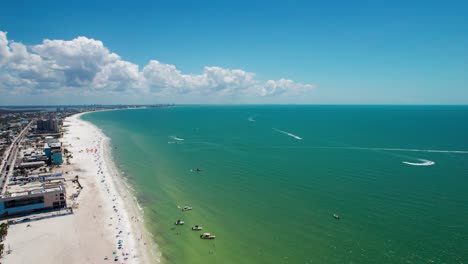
[0, 180, 66, 217]
[9, 172, 63, 185]
[36, 118, 59, 133]
[22, 154, 48, 163]
[18, 161, 46, 169]
[44, 142, 63, 165]
[51, 151, 62, 165]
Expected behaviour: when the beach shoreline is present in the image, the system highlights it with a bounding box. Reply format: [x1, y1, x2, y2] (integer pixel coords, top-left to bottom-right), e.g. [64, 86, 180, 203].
[79, 111, 160, 264]
[3, 111, 159, 264]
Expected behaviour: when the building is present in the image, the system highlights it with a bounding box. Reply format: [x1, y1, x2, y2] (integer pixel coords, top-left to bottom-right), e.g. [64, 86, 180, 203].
[23, 154, 48, 163]
[48, 118, 59, 133]
[51, 151, 62, 165]
[9, 172, 64, 185]
[18, 161, 46, 169]
[44, 142, 62, 165]
[36, 118, 59, 133]
[0, 180, 67, 217]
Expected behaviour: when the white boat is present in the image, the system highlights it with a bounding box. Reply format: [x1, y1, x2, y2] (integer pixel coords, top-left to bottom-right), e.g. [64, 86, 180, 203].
[192, 225, 203, 231]
[333, 214, 341, 220]
[200, 233, 216, 239]
[182, 206, 192, 211]
[175, 220, 184, 225]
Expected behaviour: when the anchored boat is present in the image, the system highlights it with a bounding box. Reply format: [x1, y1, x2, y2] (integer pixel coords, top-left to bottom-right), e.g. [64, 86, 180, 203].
[182, 206, 193, 211]
[200, 233, 216, 239]
[192, 225, 203, 231]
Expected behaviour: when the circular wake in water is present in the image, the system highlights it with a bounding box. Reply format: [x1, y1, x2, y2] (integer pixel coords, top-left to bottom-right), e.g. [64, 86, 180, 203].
[402, 159, 435, 166]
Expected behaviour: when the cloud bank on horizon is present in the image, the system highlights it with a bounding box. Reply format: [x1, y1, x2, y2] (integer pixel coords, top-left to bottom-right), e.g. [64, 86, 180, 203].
[0, 31, 314, 103]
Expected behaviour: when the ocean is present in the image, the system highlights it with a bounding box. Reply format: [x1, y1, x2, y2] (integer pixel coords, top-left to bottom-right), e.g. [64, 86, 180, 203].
[82, 105, 468, 264]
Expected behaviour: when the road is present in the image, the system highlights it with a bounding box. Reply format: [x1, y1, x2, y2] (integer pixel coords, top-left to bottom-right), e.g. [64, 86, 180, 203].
[0, 120, 33, 194]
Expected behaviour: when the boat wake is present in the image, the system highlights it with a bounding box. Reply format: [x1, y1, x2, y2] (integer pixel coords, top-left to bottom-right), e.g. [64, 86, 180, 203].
[254, 146, 468, 155]
[344, 147, 468, 154]
[402, 159, 435, 166]
[248, 114, 258, 122]
[273, 128, 302, 140]
[170, 136, 185, 141]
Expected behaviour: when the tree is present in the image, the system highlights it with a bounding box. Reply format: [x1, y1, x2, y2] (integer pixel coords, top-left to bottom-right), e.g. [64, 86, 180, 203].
[0, 223, 8, 242]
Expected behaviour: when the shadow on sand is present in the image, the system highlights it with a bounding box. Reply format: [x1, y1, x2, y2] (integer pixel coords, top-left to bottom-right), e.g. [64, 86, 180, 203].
[4, 208, 74, 225]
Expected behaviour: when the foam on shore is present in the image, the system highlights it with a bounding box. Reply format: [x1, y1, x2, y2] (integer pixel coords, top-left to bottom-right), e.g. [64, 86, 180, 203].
[78, 113, 160, 263]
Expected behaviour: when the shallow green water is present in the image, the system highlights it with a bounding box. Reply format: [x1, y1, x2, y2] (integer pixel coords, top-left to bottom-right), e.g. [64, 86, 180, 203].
[82, 106, 468, 264]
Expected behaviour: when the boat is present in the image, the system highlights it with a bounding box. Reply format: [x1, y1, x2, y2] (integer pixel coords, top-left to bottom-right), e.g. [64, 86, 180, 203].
[175, 220, 185, 225]
[192, 168, 203, 172]
[192, 225, 203, 231]
[333, 214, 341, 220]
[200, 233, 216, 239]
[182, 206, 192, 211]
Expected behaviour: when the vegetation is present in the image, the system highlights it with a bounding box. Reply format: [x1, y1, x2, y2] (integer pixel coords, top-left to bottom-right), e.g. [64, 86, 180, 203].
[0, 223, 7, 241]
[0, 222, 8, 259]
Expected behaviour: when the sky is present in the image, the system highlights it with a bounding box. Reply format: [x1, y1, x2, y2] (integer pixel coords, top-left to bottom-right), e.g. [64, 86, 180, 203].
[1, 0, 467, 105]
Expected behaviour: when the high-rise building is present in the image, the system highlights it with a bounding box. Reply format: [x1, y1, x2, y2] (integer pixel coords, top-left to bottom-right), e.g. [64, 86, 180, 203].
[36, 117, 59, 133]
[36, 120, 46, 131]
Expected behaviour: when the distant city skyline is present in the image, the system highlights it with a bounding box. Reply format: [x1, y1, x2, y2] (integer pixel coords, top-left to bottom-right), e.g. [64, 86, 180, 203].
[1, 0, 468, 105]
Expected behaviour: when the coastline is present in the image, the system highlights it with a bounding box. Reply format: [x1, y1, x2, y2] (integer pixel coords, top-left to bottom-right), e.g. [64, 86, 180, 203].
[3, 111, 159, 264]
[79, 111, 160, 264]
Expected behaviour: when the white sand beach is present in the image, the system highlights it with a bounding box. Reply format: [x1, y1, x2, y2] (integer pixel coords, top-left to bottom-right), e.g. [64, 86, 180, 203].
[3, 113, 159, 264]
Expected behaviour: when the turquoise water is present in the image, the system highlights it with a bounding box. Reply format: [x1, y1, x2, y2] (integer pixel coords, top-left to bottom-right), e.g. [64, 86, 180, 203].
[82, 106, 468, 264]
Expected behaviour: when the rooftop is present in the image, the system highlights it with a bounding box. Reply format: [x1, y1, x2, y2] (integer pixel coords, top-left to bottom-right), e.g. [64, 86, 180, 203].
[44, 142, 61, 149]
[2, 180, 65, 199]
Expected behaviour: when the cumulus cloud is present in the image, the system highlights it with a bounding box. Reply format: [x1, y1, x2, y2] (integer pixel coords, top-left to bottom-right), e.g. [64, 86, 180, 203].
[260, 79, 315, 96]
[0, 31, 315, 101]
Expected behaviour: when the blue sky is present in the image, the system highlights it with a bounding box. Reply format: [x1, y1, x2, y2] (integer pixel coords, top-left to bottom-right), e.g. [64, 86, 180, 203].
[1, 0, 467, 104]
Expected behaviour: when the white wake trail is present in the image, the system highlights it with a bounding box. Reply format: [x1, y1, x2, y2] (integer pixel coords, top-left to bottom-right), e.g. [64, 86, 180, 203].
[273, 128, 303, 140]
[344, 147, 468, 154]
[402, 159, 435, 166]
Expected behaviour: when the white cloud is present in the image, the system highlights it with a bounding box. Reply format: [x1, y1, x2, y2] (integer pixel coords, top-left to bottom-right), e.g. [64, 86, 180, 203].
[0, 32, 10, 65]
[0, 31, 315, 102]
[260, 79, 315, 96]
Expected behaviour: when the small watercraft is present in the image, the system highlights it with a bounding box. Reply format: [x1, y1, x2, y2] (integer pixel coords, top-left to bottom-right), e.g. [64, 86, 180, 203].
[192, 225, 203, 231]
[182, 206, 193, 211]
[200, 233, 216, 239]
[191, 168, 203, 172]
[175, 220, 185, 225]
[333, 214, 341, 220]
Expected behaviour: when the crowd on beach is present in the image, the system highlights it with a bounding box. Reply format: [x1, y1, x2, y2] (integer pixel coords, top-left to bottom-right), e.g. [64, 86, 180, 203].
[87, 134, 149, 263]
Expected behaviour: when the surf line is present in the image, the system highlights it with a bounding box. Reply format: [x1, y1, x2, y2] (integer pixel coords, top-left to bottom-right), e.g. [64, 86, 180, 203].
[402, 159, 435, 166]
[273, 128, 303, 140]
